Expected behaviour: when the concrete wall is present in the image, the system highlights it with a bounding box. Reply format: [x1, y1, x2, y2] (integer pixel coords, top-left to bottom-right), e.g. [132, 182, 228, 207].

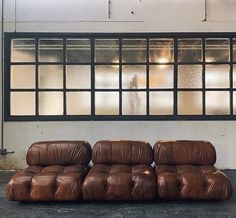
[1, 0, 236, 169]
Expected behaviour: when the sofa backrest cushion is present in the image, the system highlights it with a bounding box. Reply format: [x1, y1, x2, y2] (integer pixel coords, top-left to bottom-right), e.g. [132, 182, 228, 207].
[92, 140, 153, 165]
[154, 140, 216, 165]
[26, 141, 91, 166]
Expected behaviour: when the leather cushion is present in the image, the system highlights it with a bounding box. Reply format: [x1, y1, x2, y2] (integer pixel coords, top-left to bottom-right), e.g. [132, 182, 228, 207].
[26, 141, 91, 166]
[6, 165, 88, 201]
[92, 140, 153, 164]
[82, 164, 157, 200]
[156, 165, 232, 200]
[154, 140, 216, 165]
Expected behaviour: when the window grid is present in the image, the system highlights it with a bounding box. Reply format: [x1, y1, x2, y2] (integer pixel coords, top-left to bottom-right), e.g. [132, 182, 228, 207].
[5, 33, 236, 121]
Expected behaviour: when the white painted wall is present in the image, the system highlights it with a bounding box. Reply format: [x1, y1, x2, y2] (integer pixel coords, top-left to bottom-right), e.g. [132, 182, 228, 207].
[1, 0, 236, 170]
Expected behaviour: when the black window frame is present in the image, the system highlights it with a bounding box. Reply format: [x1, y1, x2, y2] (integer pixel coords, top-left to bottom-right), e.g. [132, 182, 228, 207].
[4, 32, 236, 121]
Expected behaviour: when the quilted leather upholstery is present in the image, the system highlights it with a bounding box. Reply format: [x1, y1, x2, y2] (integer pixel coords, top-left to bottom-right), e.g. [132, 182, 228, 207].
[6, 141, 91, 201]
[154, 140, 216, 165]
[92, 140, 153, 165]
[27, 141, 91, 166]
[6, 165, 88, 201]
[154, 140, 232, 200]
[156, 165, 232, 200]
[83, 164, 157, 200]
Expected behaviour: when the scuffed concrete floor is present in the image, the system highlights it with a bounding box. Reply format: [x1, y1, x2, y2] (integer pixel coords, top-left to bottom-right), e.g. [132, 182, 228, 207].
[0, 171, 235, 218]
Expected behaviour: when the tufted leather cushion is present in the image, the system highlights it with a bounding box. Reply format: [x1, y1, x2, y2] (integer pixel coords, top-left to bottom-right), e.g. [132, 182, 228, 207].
[6, 165, 88, 201]
[156, 165, 232, 200]
[154, 140, 216, 165]
[92, 140, 153, 165]
[82, 164, 157, 200]
[26, 141, 91, 166]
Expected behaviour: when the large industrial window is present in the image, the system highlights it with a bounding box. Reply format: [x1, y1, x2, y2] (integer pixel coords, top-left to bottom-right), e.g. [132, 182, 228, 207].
[4, 33, 236, 121]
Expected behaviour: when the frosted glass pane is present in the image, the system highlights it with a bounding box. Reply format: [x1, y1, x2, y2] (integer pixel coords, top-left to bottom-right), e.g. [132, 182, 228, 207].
[39, 39, 63, 62]
[205, 38, 229, 62]
[178, 91, 202, 115]
[39, 65, 63, 89]
[67, 92, 91, 115]
[95, 65, 119, 89]
[122, 92, 146, 115]
[11, 39, 35, 62]
[206, 91, 230, 115]
[178, 39, 202, 62]
[233, 39, 236, 62]
[233, 92, 236, 114]
[149, 92, 173, 115]
[11, 65, 35, 89]
[95, 39, 119, 63]
[66, 65, 90, 89]
[95, 92, 119, 115]
[66, 39, 91, 63]
[39, 92, 63, 115]
[233, 65, 236, 88]
[122, 65, 146, 89]
[149, 39, 173, 63]
[178, 65, 202, 88]
[205, 65, 229, 88]
[149, 65, 173, 88]
[122, 39, 146, 62]
[10, 92, 35, 115]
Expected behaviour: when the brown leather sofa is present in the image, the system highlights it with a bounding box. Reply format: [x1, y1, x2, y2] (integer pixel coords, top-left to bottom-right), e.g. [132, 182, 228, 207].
[82, 140, 157, 200]
[5, 141, 91, 201]
[5, 140, 232, 201]
[154, 140, 232, 200]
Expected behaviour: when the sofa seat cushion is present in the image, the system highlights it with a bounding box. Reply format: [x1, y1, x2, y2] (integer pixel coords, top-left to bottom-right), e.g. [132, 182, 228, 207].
[6, 165, 88, 201]
[82, 164, 157, 200]
[156, 165, 232, 200]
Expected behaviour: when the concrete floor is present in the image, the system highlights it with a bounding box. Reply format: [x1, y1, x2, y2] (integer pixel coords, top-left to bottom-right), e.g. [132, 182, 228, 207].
[0, 171, 235, 218]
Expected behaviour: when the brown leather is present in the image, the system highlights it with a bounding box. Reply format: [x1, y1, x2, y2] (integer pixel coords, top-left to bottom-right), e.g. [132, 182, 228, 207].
[6, 165, 88, 201]
[83, 164, 157, 201]
[26, 141, 91, 166]
[154, 140, 216, 165]
[6, 141, 91, 201]
[156, 165, 232, 200]
[92, 140, 153, 165]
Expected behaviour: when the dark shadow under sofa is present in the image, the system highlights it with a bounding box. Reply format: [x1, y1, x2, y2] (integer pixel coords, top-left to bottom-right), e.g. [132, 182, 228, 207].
[5, 140, 232, 201]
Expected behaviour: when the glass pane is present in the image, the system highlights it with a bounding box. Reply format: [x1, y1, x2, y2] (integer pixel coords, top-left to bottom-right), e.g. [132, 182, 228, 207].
[178, 65, 202, 88]
[10, 92, 35, 115]
[233, 92, 236, 114]
[67, 92, 91, 115]
[178, 91, 202, 115]
[95, 39, 119, 63]
[39, 92, 63, 115]
[149, 65, 173, 88]
[178, 38, 202, 62]
[233, 65, 236, 88]
[95, 65, 119, 89]
[149, 39, 174, 63]
[95, 92, 119, 115]
[205, 65, 229, 88]
[149, 91, 173, 115]
[39, 39, 63, 62]
[11, 39, 35, 62]
[39, 65, 63, 89]
[233, 39, 236, 62]
[122, 39, 146, 62]
[122, 65, 146, 89]
[205, 38, 229, 62]
[122, 92, 146, 115]
[11, 65, 35, 89]
[66, 65, 90, 89]
[66, 39, 91, 63]
[206, 91, 230, 115]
